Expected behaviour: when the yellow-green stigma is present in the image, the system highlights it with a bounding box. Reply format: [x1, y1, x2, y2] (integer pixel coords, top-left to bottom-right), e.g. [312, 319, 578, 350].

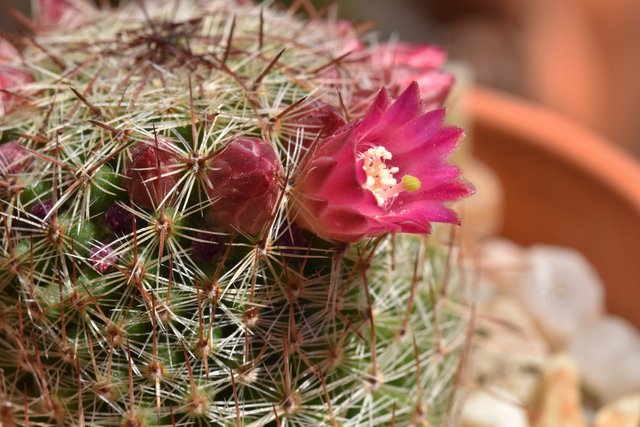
[401, 175, 422, 192]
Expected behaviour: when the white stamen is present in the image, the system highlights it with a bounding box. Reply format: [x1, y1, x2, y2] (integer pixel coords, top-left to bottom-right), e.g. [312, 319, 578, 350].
[360, 146, 422, 206]
[361, 146, 401, 206]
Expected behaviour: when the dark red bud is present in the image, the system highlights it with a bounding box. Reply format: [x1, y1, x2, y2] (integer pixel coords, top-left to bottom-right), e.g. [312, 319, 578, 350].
[31, 199, 53, 220]
[206, 137, 282, 235]
[291, 100, 345, 148]
[105, 203, 134, 234]
[125, 139, 181, 209]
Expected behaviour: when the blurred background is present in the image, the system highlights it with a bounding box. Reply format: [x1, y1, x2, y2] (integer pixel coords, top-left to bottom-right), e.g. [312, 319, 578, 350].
[2, 0, 640, 157]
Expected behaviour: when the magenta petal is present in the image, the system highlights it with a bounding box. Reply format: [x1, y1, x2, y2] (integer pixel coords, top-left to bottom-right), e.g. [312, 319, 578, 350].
[34, 0, 94, 28]
[366, 82, 421, 140]
[320, 207, 370, 241]
[302, 144, 363, 206]
[0, 141, 32, 174]
[354, 89, 390, 140]
[35, 0, 68, 26]
[388, 201, 460, 225]
[383, 214, 432, 234]
[0, 39, 18, 62]
[393, 126, 464, 173]
[379, 108, 446, 155]
[301, 157, 337, 190]
[400, 164, 462, 191]
[373, 42, 447, 72]
[425, 179, 475, 202]
[414, 71, 454, 103]
[403, 45, 447, 69]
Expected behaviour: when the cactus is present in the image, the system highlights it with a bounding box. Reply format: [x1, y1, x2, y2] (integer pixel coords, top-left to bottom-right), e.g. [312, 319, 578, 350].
[0, 1, 473, 425]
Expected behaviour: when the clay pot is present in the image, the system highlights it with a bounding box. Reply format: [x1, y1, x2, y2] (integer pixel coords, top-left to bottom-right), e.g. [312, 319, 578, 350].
[469, 87, 640, 327]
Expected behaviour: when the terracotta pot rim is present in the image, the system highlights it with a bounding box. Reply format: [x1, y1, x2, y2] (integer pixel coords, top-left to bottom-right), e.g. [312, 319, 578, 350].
[469, 87, 640, 214]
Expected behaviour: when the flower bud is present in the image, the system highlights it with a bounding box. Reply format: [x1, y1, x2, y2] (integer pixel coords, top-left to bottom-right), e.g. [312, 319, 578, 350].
[105, 203, 134, 234]
[0, 141, 32, 174]
[124, 139, 181, 209]
[191, 231, 226, 263]
[288, 100, 345, 149]
[89, 244, 117, 274]
[31, 199, 53, 220]
[206, 137, 281, 235]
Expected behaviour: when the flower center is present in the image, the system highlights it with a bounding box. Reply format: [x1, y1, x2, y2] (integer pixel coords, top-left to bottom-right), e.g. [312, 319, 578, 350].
[361, 146, 421, 207]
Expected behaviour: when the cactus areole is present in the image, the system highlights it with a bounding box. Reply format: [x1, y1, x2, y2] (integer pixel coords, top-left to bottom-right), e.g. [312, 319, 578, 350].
[0, 0, 473, 425]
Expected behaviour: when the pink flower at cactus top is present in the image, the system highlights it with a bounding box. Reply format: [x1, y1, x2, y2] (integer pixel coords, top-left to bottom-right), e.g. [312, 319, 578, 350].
[371, 42, 454, 108]
[34, 0, 67, 27]
[0, 141, 32, 175]
[0, 39, 19, 62]
[292, 82, 473, 243]
[32, 0, 95, 29]
[0, 68, 32, 115]
[0, 39, 33, 116]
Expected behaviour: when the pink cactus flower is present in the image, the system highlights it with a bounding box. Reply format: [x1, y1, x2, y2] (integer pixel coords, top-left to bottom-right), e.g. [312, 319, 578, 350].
[0, 141, 32, 174]
[0, 39, 19, 62]
[32, 0, 94, 29]
[0, 67, 33, 115]
[371, 42, 454, 107]
[125, 139, 181, 209]
[378, 42, 447, 70]
[336, 21, 364, 54]
[1, 39, 33, 116]
[292, 82, 473, 243]
[207, 137, 282, 235]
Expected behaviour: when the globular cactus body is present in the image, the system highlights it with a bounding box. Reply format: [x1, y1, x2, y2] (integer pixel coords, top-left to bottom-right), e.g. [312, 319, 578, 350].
[0, 1, 472, 425]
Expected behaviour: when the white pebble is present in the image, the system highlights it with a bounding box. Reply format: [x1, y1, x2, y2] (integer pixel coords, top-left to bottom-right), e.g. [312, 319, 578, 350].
[461, 390, 529, 427]
[516, 245, 604, 348]
[569, 316, 640, 403]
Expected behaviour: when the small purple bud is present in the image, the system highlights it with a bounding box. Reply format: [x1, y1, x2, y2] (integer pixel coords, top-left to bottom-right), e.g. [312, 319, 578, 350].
[275, 223, 310, 255]
[206, 137, 282, 235]
[89, 244, 117, 274]
[191, 231, 226, 263]
[31, 199, 53, 220]
[105, 203, 134, 234]
[15, 199, 52, 233]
